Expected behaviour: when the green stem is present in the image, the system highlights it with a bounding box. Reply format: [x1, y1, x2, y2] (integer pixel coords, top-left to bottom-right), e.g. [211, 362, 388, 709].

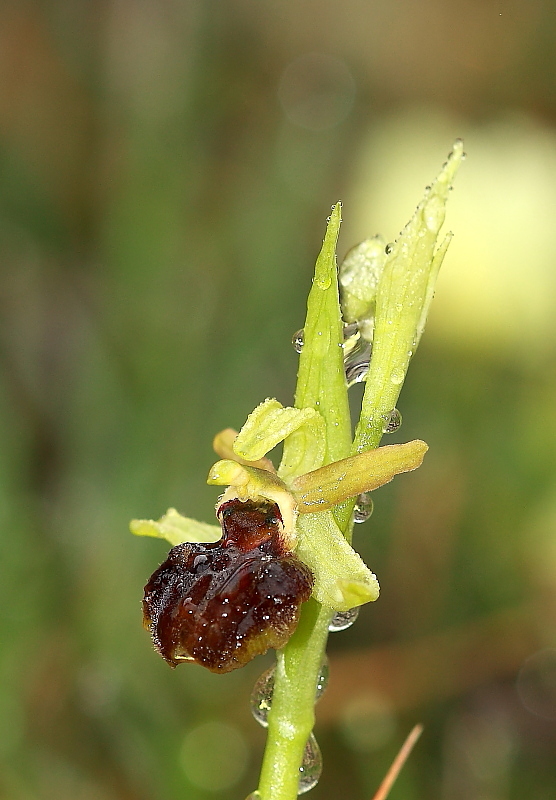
[257, 601, 332, 800]
[257, 205, 349, 800]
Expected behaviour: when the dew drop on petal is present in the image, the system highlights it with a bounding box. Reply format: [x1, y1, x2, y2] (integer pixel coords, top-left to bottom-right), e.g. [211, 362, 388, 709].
[353, 492, 374, 523]
[298, 733, 322, 794]
[250, 665, 275, 728]
[292, 329, 304, 353]
[381, 408, 402, 434]
[245, 793, 262, 800]
[385, 243, 394, 255]
[329, 607, 360, 632]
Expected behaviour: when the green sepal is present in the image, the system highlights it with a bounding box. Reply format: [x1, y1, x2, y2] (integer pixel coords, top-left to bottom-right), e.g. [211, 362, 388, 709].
[291, 439, 428, 513]
[130, 509, 221, 546]
[295, 511, 380, 611]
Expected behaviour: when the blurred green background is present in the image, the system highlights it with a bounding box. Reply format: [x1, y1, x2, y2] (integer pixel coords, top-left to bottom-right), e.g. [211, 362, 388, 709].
[1, 1, 556, 798]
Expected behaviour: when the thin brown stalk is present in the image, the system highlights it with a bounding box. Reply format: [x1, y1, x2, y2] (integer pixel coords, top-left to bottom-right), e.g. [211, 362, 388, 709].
[370, 724, 424, 800]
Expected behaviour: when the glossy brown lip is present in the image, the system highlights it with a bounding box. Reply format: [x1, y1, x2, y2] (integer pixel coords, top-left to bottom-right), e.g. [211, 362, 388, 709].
[142, 499, 313, 672]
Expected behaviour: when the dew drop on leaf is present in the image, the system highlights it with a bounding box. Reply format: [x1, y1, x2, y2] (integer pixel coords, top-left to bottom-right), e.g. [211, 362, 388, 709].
[292, 329, 304, 353]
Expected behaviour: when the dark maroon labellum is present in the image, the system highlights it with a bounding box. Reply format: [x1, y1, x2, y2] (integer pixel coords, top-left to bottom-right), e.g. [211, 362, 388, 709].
[142, 499, 313, 673]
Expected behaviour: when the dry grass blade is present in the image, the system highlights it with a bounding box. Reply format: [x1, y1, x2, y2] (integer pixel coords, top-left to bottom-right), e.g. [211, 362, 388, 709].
[370, 724, 423, 800]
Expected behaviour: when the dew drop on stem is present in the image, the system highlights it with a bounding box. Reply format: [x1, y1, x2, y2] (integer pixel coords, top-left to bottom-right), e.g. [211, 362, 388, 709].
[250, 665, 275, 728]
[298, 733, 322, 794]
[353, 492, 373, 523]
[328, 606, 360, 632]
[315, 656, 329, 702]
[381, 408, 402, 433]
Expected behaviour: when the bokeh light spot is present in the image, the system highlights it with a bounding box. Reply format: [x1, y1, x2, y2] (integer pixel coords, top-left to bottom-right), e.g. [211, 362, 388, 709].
[340, 693, 396, 752]
[180, 720, 249, 791]
[516, 649, 556, 720]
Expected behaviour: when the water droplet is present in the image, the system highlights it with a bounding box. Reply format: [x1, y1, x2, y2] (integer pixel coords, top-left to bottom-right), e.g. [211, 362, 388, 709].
[342, 321, 359, 340]
[390, 368, 404, 385]
[315, 657, 329, 702]
[245, 793, 262, 800]
[344, 339, 371, 387]
[353, 492, 373, 523]
[298, 733, 322, 794]
[250, 666, 275, 728]
[385, 243, 394, 255]
[381, 408, 402, 434]
[329, 606, 360, 632]
[292, 329, 304, 353]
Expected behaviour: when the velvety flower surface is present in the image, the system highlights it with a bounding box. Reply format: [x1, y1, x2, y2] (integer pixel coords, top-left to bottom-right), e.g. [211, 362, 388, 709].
[142, 499, 313, 673]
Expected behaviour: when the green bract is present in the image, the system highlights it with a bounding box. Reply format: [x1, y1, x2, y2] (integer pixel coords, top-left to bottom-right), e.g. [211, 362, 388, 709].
[353, 140, 464, 454]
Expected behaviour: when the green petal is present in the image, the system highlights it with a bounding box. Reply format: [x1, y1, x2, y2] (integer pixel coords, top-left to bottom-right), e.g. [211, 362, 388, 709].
[295, 511, 380, 612]
[130, 509, 221, 546]
[233, 399, 325, 469]
[213, 427, 276, 472]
